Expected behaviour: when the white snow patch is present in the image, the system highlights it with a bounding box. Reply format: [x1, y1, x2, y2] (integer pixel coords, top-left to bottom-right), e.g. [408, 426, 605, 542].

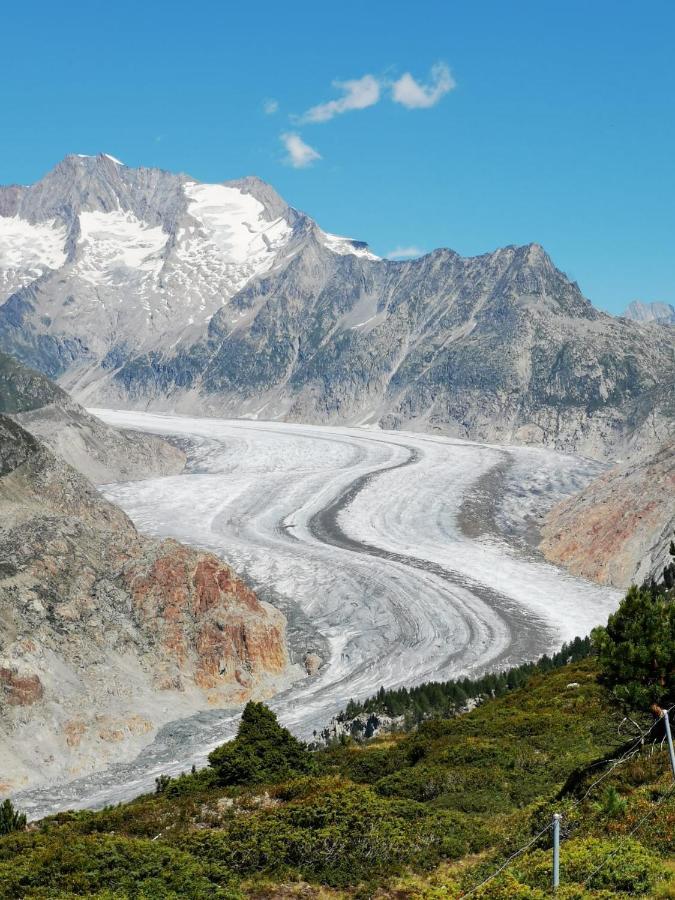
[74, 210, 168, 284]
[103, 154, 124, 165]
[182, 182, 291, 265]
[0, 215, 68, 299]
[157, 182, 293, 324]
[350, 315, 378, 329]
[320, 230, 380, 260]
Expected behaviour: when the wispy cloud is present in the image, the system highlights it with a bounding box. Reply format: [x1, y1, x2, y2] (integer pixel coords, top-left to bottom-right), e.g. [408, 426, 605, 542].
[299, 74, 380, 123]
[281, 132, 321, 168]
[391, 63, 455, 109]
[386, 246, 426, 260]
[275, 63, 454, 168]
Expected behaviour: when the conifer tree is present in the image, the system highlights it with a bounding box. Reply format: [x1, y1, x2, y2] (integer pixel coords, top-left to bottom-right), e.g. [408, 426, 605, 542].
[0, 799, 26, 835]
[208, 702, 314, 785]
[592, 539, 675, 707]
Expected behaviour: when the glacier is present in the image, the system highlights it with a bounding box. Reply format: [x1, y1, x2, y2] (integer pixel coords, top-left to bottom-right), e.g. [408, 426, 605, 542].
[12, 412, 619, 819]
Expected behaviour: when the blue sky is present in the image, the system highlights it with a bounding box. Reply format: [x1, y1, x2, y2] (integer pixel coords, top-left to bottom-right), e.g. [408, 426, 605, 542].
[1, 0, 673, 314]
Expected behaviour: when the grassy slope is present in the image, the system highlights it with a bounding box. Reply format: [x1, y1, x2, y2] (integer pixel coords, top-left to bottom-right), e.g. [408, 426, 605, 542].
[1, 660, 673, 898]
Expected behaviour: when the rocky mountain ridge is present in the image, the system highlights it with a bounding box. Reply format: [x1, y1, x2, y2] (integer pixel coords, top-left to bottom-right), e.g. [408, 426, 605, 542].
[0, 350, 185, 483]
[0, 155, 673, 460]
[0, 414, 302, 794]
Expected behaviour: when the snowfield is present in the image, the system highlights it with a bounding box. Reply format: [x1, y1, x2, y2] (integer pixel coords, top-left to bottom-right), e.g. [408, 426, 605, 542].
[15, 413, 619, 818]
[0, 215, 67, 298]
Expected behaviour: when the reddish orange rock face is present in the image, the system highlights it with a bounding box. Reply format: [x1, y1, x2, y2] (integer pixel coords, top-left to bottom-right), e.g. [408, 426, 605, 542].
[122, 539, 289, 697]
[541, 441, 675, 588]
[0, 667, 44, 706]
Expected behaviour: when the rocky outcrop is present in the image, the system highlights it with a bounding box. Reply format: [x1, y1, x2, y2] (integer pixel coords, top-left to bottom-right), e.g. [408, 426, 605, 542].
[0, 156, 673, 461]
[0, 415, 301, 794]
[0, 668, 44, 706]
[0, 351, 185, 483]
[540, 441, 675, 588]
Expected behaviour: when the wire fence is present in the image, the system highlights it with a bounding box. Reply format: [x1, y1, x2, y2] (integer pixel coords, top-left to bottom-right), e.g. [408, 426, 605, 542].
[459, 705, 675, 897]
[461, 820, 555, 897]
[572, 709, 668, 807]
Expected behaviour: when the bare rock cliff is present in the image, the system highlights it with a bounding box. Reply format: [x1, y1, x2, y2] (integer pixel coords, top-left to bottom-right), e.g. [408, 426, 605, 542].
[540, 440, 675, 588]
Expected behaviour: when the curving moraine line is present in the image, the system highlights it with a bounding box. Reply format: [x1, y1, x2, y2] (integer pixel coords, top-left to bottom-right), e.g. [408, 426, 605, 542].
[306, 439, 553, 671]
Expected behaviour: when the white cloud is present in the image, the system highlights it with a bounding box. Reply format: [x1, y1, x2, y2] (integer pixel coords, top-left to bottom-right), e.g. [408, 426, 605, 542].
[386, 246, 426, 260]
[391, 63, 455, 109]
[281, 132, 321, 168]
[263, 98, 279, 115]
[300, 74, 380, 123]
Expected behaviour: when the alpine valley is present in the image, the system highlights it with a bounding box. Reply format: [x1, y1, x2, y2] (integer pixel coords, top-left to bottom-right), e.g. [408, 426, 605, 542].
[1, 153, 674, 823]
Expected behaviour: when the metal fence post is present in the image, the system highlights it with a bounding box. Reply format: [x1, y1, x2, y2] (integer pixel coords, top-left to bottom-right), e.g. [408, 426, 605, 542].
[552, 812, 561, 890]
[663, 709, 675, 780]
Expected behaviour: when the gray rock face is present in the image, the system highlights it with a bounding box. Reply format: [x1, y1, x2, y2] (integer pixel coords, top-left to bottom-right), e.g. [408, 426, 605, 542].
[1, 155, 673, 460]
[622, 300, 675, 325]
[0, 351, 185, 483]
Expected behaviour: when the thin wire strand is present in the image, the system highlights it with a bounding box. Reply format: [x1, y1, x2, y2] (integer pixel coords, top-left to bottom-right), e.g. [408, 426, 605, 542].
[460, 820, 553, 898]
[571, 710, 669, 807]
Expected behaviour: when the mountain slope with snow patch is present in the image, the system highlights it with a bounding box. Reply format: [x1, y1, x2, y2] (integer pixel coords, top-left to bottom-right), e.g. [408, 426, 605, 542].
[0, 154, 673, 460]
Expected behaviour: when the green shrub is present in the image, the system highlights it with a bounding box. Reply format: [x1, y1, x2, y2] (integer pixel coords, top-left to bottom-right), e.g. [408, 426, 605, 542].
[321, 743, 403, 783]
[0, 832, 240, 898]
[513, 836, 663, 894]
[164, 766, 219, 797]
[471, 870, 547, 898]
[155, 774, 172, 794]
[375, 763, 518, 814]
[598, 787, 627, 819]
[183, 783, 489, 887]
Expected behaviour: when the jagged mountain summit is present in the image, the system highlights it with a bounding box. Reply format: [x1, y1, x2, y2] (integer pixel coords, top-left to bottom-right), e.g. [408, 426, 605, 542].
[622, 300, 675, 325]
[1, 154, 673, 460]
[0, 153, 374, 362]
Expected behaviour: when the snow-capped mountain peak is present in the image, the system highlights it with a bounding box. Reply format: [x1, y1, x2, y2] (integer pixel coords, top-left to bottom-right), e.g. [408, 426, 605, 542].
[0, 157, 378, 352]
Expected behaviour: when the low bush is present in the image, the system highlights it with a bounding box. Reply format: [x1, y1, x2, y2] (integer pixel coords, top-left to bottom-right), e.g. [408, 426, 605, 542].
[0, 832, 240, 898]
[513, 836, 664, 894]
[183, 783, 490, 887]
